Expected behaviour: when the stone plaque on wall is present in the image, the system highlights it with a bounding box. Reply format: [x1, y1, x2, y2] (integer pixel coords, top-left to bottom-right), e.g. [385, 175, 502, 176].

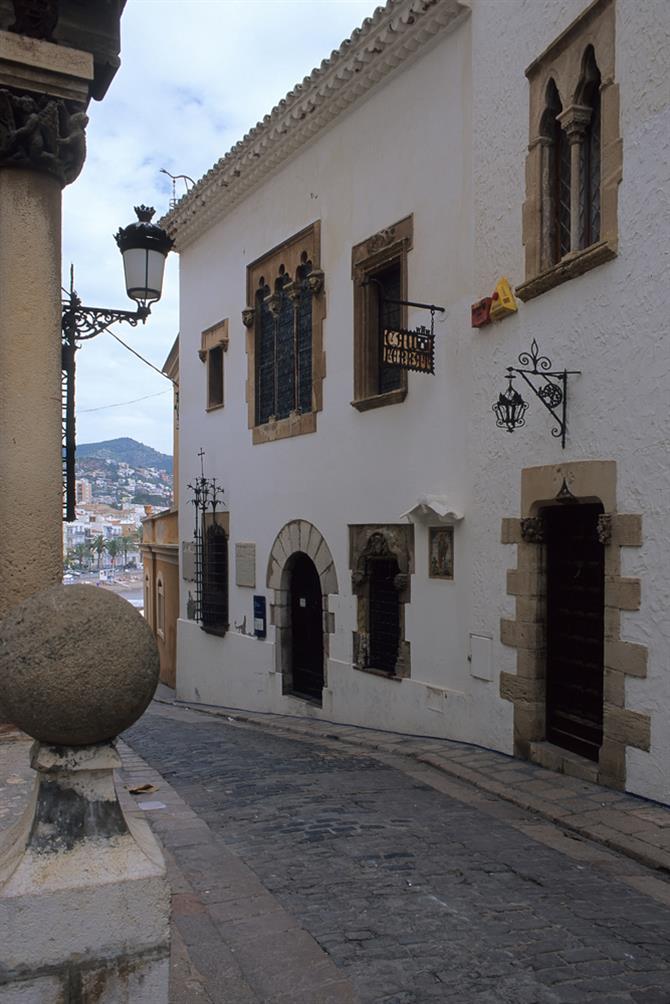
[235, 542, 256, 588]
[182, 541, 196, 581]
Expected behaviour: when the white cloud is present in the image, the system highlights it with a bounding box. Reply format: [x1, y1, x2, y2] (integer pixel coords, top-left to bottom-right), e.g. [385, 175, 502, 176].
[64, 0, 380, 454]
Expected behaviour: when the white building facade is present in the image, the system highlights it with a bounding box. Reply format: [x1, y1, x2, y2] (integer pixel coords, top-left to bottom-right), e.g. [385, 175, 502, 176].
[166, 0, 670, 803]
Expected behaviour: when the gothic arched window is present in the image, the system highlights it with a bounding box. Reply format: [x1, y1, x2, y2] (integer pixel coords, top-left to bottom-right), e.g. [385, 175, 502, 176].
[245, 224, 325, 443]
[540, 80, 570, 269]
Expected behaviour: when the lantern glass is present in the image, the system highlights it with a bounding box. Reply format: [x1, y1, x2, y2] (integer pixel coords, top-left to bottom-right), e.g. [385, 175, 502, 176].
[122, 247, 167, 305]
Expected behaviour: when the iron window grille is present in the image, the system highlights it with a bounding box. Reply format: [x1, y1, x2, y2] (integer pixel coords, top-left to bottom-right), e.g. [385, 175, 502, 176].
[255, 258, 316, 426]
[187, 470, 228, 636]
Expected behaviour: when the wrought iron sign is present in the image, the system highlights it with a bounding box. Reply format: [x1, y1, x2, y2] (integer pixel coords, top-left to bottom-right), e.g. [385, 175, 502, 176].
[493, 339, 580, 448]
[383, 324, 435, 373]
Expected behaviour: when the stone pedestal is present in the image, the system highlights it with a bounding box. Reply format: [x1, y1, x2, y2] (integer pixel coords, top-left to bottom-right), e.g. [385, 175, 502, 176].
[0, 742, 170, 1001]
[0, 584, 169, 1002]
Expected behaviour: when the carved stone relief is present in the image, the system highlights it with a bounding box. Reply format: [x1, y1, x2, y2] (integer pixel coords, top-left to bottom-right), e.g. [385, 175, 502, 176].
[520, 516, 545, 544]
[0, 87, 88, 185]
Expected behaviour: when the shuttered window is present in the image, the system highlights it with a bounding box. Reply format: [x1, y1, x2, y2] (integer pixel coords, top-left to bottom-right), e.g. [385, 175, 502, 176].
[202, 522, 228, 636]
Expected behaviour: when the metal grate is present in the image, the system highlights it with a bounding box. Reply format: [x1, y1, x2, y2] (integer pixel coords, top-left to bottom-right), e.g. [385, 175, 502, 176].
[275, 276, 295, 420]
[256, 286, 274, 425]
[255, 267, 315, 423]
[368, 556, 400, 674]
[202, 522, 229, 634]
[296, 265, 313, 414]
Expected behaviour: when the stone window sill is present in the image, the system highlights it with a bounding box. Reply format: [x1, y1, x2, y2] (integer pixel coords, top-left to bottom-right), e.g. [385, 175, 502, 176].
[351, 388, 407, 413]
[206, 402, 224, 413]
[353, 664, 404, 682]
[252, 410, 316, 445]
[516, 240, 616, 303]
[201, 624, 228, 638]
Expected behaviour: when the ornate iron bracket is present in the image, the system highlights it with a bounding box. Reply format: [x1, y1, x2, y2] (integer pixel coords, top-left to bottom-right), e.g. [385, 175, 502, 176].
[61, 274, 150, 522]
[493, 339, 580, 449]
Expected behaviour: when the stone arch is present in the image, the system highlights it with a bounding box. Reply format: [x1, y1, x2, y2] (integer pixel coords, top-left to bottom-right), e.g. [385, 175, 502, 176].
[266, 521, 338, 699]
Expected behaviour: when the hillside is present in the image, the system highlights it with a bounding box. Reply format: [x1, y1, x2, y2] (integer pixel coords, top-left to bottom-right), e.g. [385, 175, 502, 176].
[77, 437, 172, 474]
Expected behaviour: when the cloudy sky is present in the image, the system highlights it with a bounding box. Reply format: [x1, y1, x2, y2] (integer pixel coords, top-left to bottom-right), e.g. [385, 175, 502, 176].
[64, 0, 380, 456]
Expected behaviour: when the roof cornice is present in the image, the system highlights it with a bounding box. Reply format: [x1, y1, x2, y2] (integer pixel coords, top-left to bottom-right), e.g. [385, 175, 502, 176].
[162, 0, 470, 250]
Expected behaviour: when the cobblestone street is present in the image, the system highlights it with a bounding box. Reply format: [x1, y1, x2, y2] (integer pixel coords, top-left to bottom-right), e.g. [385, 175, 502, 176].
[123, 704, 670, 1004]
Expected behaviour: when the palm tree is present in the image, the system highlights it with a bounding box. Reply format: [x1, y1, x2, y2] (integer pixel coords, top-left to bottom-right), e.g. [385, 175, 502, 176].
[73, 542, 90, 570]
[105, 537, 122, 572]
[91, 534, 105, 571]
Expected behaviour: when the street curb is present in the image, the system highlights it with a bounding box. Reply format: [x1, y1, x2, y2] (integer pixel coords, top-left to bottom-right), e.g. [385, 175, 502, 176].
[154, 697, 670, 879]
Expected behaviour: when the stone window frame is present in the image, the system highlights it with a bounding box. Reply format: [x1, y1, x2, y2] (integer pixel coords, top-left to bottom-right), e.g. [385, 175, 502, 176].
[243, 222, 326, 445]
[351, 215, 413, 412]
[199, 319, 229, 412]
[349, 523, 414, 680]
[517, 0, 621, 303]
[500, 460, 648, 791]
[266, 520, 338, 702]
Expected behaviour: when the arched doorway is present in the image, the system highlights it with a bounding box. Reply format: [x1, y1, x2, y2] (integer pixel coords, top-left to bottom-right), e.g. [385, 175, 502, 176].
[543, 502, 605, 761]
[289, 552, 324, 700]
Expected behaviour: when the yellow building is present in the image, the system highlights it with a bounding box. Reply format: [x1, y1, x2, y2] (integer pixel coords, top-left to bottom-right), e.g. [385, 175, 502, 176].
[142, 337, 179, 689]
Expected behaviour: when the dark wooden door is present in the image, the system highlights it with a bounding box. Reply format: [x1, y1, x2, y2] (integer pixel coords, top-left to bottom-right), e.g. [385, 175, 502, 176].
[544, 503, 605, 761]
[369, 557, 400, 674]
[290, 553, 324, 700]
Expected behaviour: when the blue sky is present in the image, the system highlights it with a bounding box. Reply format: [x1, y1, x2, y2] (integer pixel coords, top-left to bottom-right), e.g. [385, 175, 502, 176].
[64, 0, 380, 455]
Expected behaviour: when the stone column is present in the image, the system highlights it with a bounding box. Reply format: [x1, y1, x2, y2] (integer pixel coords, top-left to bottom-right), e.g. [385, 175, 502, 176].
[0, 30, 92, 617]
[558, 104, 591, 254]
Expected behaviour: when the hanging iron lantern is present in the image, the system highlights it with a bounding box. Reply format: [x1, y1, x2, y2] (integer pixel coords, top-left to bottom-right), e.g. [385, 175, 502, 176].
[493, 369, 528, 432]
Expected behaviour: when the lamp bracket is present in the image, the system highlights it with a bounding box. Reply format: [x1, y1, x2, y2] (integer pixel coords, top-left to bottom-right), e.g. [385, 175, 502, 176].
[505, 339, 580, 449]
[61, 289, 149, 345]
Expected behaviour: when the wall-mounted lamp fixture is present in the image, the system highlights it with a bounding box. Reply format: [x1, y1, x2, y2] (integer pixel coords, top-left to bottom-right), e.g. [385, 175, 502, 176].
[61, 206, 174, 520]
[492, 339, 580, 448]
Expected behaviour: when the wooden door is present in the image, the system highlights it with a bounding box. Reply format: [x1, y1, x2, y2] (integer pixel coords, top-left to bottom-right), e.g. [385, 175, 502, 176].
[290, 553, 324, 700]
[544, 503, 605, 761]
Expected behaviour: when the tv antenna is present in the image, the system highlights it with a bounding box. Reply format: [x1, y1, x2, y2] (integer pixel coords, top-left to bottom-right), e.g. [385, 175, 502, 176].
[160, 168, 196, 210]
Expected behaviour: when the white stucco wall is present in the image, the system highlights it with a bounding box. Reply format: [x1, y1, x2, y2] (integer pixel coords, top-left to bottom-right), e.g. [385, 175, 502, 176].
[176, 0, 670, 802]
[469, 0, 670, 802]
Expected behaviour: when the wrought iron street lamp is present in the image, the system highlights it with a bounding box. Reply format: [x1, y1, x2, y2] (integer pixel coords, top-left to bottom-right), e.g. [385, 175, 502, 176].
[62, 206, 174, 520]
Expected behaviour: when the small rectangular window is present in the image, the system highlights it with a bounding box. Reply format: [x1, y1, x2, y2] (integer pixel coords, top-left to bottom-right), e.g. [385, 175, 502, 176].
[200, 320, 228, 410]
[208, 345, 224, 409]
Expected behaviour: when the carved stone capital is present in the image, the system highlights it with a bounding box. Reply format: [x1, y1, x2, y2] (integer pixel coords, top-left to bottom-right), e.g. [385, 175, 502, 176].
[0, 88, 88, 185]
[284, 281, 301, 302]
[265, 291, 282, 318]
[306, 268, 324, 295]
[558, 104, 592, 141]
[520, 516, 545, 544]
[596, 514, 612, 546]
[241, 307, 255, 328]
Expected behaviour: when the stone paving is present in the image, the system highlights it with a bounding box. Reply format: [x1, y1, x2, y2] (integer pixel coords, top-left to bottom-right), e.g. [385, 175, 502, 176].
[121, 702, 670, 1004]
[161, 695, 670, 875]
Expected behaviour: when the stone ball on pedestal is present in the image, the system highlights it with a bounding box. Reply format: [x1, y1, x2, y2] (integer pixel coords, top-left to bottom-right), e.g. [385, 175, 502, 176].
[0, 584, 159, 745]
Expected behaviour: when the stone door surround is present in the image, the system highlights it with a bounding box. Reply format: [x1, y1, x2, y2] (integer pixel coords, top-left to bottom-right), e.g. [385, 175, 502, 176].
[267, 521, 338, 698]
[500, 460, 648, 790]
